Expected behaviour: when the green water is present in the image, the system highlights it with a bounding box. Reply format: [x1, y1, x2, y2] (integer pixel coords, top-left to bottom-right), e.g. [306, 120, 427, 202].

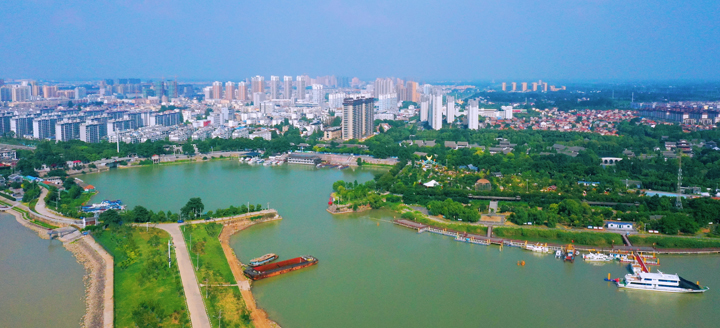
[82, 161, 720, 328]
[0, 214, 85, 327]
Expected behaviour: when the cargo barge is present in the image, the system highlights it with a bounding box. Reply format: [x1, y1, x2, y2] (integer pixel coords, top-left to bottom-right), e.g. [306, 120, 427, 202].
[249, 253, 278, 267]
[244, 256, 318, 280]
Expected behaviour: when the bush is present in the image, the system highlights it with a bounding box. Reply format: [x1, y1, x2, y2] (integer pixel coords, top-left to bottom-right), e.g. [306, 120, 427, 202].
[494, 227, 623, 246]
[628, 235, 720, 248]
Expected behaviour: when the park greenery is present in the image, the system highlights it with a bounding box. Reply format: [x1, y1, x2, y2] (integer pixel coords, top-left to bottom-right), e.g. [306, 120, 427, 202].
[182, 223, 252, 327]
[97, 197, 265, 225]
[45, 177, 94, 218]
[94, 226, 190, 328]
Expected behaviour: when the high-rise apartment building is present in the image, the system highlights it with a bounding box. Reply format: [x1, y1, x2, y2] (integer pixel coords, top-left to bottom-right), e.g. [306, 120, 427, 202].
[0, 113, 13, 137]
[328, 92, 346, 109]
[373, 78, 395, 98]
[467, 99, 479, 130]
[11, 85, 31, 102]
[296, 76, 308, 100]
[167, 80, 178, 99]
[521, 82, 528, 92]
[283, 76, 293, 99]
[532, 82, 538, 92]
[406, 81, 420, 102]
[511, 82, 517, 92]
[270, 76, 280, 99]
[80, 121, 107, 143]
[224, 82, 235, 100]
[237, 82, 248, 101]
[74, 87, 87, 100]
[446, 95, 455, 124]
[42, 85, 57, 98]
[502, 82, 507, 92]
[55, 120, 82, 141]
[33, 115, 58, 140]
[423, 84, 433, 95]
[212, 81, 223, 100]
[251, 76, 265, 93]
[154, 81, 165, 99]
[342, 96, 374, 140]
[312, 84, 324, 104]
[431, 94, 443, 130]
[10, 115, 34, 138]
[420, 96, 429, 122]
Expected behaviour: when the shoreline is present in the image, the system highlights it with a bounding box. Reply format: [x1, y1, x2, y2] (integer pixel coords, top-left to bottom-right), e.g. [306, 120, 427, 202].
[219, 215, 283, 328]
[3, 208, 113, 328]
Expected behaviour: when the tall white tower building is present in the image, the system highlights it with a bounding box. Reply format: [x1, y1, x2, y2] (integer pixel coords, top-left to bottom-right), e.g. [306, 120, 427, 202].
[468, 99, 479, 130]
[431, 94, 443, 130]
[283, 76, 293, 99]
[270, 76, 280, 99]
[446, 95, 455, 124]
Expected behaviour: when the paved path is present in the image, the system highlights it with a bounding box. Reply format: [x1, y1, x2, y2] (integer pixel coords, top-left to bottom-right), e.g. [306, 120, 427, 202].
[34, 188, 82, 225]
[157, 223, 211, 328]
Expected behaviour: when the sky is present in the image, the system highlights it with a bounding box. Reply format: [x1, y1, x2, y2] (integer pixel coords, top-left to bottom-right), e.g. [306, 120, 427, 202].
[1, 0, 719, 82]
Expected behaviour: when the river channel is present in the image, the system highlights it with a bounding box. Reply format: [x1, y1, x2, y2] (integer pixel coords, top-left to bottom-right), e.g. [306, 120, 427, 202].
[0, 214, 85, 327]
[82, 160, 720, 328]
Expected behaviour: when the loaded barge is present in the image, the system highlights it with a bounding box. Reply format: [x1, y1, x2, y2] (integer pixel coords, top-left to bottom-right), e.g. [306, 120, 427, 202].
[244, 256, 318, 280]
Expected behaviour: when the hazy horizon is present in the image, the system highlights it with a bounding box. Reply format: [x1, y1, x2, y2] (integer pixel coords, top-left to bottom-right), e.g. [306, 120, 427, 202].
[2, 0, 719, 81]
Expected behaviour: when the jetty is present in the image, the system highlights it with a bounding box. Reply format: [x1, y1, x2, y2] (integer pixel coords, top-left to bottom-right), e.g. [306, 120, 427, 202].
[394, 219, 720, 255]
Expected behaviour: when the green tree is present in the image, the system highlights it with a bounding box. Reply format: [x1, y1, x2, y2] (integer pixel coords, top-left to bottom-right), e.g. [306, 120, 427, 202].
[132, 205, 151, 223]
[100, 209, 122, 225]
[182, 143, 195, 155]
[181, 197, 204, 219]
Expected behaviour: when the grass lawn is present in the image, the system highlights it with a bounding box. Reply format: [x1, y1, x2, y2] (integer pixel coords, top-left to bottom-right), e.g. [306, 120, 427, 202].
[182, 223, 252, 328]
[95, 226, 190, 327]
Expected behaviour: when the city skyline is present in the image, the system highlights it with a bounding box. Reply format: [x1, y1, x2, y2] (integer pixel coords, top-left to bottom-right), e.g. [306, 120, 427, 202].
[2, 1, 719, 81]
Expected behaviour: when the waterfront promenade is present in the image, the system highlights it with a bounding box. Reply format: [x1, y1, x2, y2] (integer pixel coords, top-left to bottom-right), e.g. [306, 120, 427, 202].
[157, 223, 212, 328]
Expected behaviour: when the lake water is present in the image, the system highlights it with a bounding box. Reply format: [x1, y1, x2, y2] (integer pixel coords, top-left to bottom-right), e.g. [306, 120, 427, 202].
[82, 160, 720, 328]
[0, 214, 85, 327]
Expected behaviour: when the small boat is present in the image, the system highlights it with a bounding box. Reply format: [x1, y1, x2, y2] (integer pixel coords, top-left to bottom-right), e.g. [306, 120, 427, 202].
[249, 253, 278, 267]
[563, 244, 576, 263]
[555, 249, 562, 258]
[617, 271, 709, 293]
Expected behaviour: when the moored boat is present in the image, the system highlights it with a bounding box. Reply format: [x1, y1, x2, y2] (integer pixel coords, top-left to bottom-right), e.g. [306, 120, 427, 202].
[583, 252, 613, 262]
[526, 243, 550, 253]
[249, 253, 278, 267]
[617, 271, 709, 293]
[244, 256, 318, 280]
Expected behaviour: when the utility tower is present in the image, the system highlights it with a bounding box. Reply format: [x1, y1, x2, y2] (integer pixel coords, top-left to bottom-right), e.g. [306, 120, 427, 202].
[675, 153, 683, 209]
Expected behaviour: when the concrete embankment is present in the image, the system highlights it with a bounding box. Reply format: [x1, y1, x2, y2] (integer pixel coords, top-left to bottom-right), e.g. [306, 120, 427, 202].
[64, 236, 113, 328]
[219, 213, 283, 328]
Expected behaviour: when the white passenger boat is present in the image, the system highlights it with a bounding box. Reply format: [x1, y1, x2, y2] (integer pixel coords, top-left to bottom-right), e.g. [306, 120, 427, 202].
[525, 243, 549, 253]
[582, 252, 613, 262]
[617, 271, 709, 293]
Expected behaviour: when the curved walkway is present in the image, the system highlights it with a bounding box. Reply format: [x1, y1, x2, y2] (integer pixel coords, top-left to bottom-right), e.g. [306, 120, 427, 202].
[34, 188, 82, 225]
[156, 223, 211, 328]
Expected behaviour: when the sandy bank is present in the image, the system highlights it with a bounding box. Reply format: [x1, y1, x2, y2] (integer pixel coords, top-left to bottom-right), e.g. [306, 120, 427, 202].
[219, 215, 283, 328]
